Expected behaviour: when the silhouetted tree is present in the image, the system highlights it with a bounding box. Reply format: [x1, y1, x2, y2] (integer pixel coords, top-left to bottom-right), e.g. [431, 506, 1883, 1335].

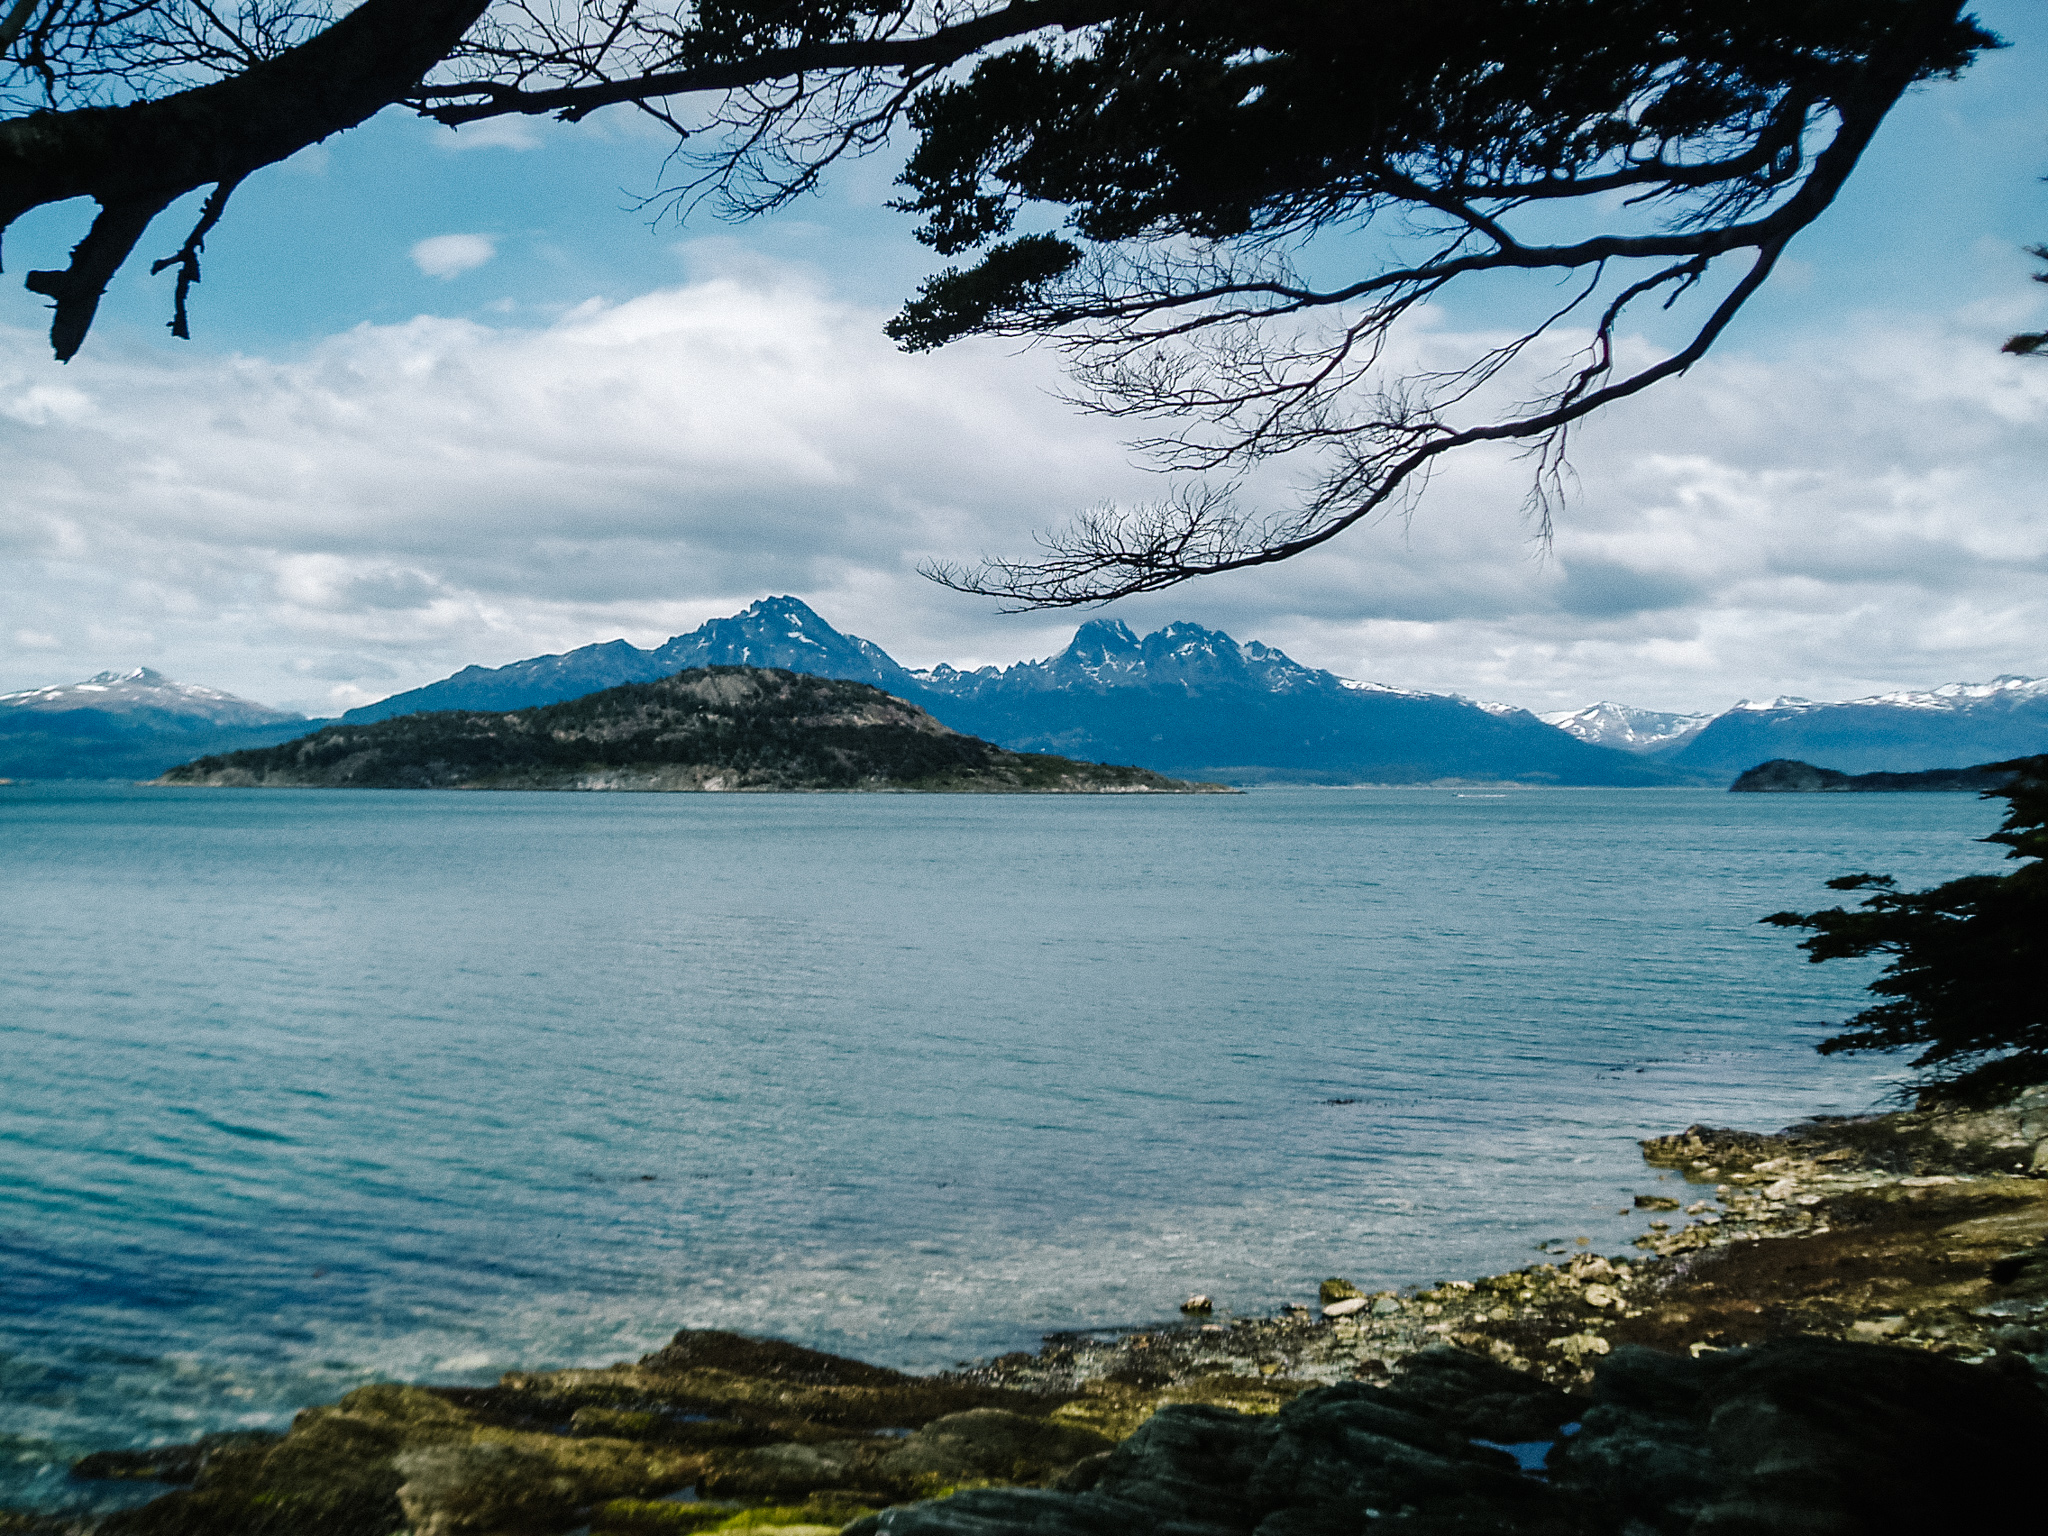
[0, 3, 1998, 600]
[2005, 243, 2048, 357]
[1764, 756, 2047, 1106]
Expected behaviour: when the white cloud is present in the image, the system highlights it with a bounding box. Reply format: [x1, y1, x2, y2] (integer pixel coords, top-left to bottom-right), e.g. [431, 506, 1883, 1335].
[0, 263, 2041, 720]
[410, 233, 498, 279]
[434, 117, 544, 152]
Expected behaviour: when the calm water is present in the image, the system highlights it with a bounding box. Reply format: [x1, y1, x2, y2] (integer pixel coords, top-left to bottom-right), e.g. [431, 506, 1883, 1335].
[0, 783, 2012, 1512]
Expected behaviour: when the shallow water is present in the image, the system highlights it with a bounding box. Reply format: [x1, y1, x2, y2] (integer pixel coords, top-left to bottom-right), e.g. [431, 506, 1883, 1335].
[0, 782, 2011, 1512]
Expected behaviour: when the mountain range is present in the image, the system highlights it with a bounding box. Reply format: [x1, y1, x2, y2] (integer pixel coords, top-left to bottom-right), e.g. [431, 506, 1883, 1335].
[1542, 678, 2048, 776]
[339, 598, 1677, 787]
[7, 603, 2042, 783]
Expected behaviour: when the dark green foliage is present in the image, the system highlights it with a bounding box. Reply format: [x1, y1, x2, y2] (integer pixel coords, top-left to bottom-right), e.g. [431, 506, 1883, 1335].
[888, 0, 1996, 346]
[1763, 755, 2048, 1105]
[2004, 243, 2048, 357]
[886, 233, 1082, 352]
[161, 667, 1208, 794]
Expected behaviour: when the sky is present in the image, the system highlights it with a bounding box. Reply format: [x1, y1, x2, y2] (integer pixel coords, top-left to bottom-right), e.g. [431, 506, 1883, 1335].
[2, 4, 2046, 718]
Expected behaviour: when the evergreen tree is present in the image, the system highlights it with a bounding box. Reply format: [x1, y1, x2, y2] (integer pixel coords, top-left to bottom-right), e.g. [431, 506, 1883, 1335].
[1764, 756, 2048, 1106]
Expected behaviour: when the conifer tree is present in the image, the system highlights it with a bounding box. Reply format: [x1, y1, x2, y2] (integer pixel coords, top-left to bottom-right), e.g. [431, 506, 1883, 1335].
[1765, 756, 2048, 1106]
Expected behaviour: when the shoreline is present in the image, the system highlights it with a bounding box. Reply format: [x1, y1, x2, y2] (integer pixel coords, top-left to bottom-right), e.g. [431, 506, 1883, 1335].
[25, 1093, 2048, 1536]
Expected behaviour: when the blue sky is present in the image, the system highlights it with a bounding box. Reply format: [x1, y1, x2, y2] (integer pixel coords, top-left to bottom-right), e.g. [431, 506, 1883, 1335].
[2, 3, 2045, 715]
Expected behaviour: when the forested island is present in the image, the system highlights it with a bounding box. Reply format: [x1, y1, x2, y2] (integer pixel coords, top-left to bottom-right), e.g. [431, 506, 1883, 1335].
[156, 668, 1225, 795]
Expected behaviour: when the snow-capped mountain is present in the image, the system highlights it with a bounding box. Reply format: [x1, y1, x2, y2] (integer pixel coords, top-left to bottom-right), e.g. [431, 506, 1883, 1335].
[1539, 701, 1717, 754]
[1664, 675, 2047, 776]
[341, 597, 918, 721]
[912, 618, 1357, 700]
[0, 668, 307, 779]
[1726, 675, 2048, 716]
[341, 599, 1677, 786]
[1, 667, 302, 727]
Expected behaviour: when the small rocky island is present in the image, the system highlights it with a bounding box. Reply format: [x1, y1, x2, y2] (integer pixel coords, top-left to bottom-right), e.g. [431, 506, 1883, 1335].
[156, 668, 1226, 794]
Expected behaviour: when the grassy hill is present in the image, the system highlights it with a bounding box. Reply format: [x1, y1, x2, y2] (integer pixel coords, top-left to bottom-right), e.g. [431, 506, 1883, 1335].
[158, 668, 1227, 794]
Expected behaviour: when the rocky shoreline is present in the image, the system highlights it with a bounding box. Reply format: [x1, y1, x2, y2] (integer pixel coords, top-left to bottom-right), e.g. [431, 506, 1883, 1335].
[18, 1092, 2047, 1536]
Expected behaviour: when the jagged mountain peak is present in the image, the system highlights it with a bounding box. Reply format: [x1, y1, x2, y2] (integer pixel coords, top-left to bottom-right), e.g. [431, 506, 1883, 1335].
[732, 595, 837, 639]
[652, 596, 910, 685]
[1061, 618, 1143, 660]
[1031, 618, 1336, 695]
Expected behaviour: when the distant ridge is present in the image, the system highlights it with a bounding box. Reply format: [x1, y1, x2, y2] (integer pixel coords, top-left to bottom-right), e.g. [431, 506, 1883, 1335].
[342, 598, 1681, 787]
[1662, 676, 2048, 777]
[1729, 758, 2024, 793]
[0, 667, 308, 780]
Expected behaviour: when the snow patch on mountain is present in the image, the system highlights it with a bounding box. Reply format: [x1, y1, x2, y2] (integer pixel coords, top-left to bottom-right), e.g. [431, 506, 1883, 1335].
[1728, 675, 2047, 715]
[1540, 701, 1717, 752]
[1, 668, 303, 726]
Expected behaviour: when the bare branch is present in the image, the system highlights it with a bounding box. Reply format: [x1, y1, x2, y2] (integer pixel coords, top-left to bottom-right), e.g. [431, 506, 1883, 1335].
[148, 170, 240, 338]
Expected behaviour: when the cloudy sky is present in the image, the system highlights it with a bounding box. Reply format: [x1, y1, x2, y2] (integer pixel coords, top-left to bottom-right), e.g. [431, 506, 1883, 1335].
[3, 3, 2046, 717]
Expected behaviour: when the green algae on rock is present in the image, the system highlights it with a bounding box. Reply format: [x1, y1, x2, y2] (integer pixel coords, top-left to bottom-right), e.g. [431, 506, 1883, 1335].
[155, 668, 1229, 794]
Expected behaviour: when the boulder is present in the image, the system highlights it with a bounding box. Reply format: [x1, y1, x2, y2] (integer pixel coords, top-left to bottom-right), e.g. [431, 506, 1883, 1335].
[697, 1439, 872, 1498]
[395, 1441, 581, 1536]
[639, 1332, 910, 1390]
[875, 1410, 1115, 1489]
[1378, 1348, 1579, 1444]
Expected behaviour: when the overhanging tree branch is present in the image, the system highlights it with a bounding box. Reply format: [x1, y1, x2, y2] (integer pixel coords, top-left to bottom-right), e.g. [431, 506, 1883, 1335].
[0, 0, 2000, 609]
[912, 5, 1989, 605]
[1, 0, 491, 357]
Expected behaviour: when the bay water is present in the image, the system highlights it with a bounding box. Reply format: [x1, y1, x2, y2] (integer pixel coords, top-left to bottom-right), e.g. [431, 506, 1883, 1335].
[0, 783, 2011, 1513]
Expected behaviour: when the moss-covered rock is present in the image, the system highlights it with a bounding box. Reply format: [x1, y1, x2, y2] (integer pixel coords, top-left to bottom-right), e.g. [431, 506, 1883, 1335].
[494, 1329, 1065, 1447]
[694, 1441, 872, 1500]
[589, 1498, 879, 1536]
[395, 1441, 582, 1535]
[93, 1378, 697, 1536]
[872, 1410, 1112, 1490]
